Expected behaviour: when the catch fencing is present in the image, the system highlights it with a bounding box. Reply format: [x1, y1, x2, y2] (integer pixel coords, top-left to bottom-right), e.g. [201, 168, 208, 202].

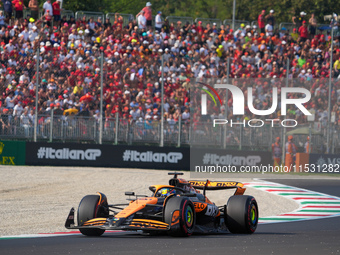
[195, 18, 222, 27]
[223, 19, 250, 29]
[75, 11, 105, 22]
[106, 13, 134, 27]
[1, 113, 337, 153]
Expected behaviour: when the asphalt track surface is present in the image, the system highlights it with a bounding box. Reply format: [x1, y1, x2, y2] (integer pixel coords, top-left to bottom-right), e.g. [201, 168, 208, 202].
[1, 179, 340, 255]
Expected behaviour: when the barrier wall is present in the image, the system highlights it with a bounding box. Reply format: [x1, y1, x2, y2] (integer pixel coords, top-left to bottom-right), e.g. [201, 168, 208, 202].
[25, 142, 189, 170]
[190, 148, 272, 171]
[3, 140, 337, 173]
[25, 142, 273, 171]
[309, 153, 340, 174]
[0, 140, 26, 165]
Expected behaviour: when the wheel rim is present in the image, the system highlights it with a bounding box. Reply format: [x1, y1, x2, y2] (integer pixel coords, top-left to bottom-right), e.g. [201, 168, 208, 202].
[250, 204, 257, 225]
[185, 206, 194, 228]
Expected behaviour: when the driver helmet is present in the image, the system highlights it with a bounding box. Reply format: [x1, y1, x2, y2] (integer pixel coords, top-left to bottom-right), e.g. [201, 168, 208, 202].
[161, 188, 175, 197]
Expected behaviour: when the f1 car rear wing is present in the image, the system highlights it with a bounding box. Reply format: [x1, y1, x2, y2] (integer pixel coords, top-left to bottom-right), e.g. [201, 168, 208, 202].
[188, 180, 246, 195]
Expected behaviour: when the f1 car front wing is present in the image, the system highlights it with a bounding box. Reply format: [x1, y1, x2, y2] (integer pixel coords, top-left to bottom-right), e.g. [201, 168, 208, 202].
[65, 208, 170, 232]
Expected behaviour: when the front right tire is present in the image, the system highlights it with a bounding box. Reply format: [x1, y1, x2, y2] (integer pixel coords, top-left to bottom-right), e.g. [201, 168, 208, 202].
[77, 195, 107, 236]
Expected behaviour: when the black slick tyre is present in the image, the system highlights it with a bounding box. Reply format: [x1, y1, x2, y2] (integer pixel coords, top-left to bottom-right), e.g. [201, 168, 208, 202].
[77, 195, 106, 236]
[225, 195, 258, 234]
[164, 197, 196, 237]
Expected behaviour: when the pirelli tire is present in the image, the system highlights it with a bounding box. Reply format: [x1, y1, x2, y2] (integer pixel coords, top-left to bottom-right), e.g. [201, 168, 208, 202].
[225, 195, 258, 234]
[77, 195, 108, 236]
[164, 197, 196, 237]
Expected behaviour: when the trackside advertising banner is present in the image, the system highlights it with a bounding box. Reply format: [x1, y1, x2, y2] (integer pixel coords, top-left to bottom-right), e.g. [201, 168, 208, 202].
[25, 142, 189, 170]
[0, 140, 26, 165]
[190, 148, 272, 173]
[308, 153, 340, 174]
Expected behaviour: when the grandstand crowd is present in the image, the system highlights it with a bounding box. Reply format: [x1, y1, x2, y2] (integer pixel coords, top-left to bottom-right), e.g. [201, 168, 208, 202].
[0, 1, 340, 136]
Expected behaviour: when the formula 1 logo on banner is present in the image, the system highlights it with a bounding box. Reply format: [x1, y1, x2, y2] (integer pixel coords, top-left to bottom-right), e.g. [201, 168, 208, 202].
[122, 150, 183, 163]
[37, 147, 101, 160]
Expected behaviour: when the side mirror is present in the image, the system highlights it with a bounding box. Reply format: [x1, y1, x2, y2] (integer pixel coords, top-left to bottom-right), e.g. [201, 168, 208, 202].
[125, 191, 135, 196]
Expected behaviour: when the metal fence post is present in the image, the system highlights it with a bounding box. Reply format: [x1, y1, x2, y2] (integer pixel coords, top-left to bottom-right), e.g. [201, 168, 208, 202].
[269, 125, 273, 151]
[61, 118, 64, 142]
[49, 109, 54, 142]
[327, 22, 334, 153]
[309, 123, 312, 153]
[333, 125, 336, 154]
[223, 57, 230, 149]
[232, 0, 236, 30]
[189, 119, 192, 145]
[33, 47, 40, 142]
[99, 50, 104, 144]
[282, 58, 289, 163]
[128, 120, 132, 145]
[177, 116, 181, 147]
[239, 124, 243, 151]
[124, 120, 128, 142]
[160, 54, 164, 147]
[93, 119, 97, 141]
[115, 112, 119, 145]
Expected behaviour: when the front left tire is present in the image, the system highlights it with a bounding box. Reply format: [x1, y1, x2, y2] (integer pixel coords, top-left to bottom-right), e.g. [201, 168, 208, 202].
[164, 196, 196, 237]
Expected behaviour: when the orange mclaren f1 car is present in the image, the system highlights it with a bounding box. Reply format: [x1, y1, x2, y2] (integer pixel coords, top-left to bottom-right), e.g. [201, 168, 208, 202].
[65, 172, 258, 237]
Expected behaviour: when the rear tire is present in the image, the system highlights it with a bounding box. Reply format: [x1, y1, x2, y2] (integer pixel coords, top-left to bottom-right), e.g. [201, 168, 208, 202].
[225, 195, 258, 234]
[164, 197, 196, 237]
[77, 195, 107, 236]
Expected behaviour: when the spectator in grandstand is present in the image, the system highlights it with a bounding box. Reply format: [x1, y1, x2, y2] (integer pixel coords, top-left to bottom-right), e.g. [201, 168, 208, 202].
[182, 108, 190, 122]
[20, 108, 31, 136]
[28, 108, 35, 124]
[0, 11, 5, 27]
[52, 0, 62, 24]
[298, 20, 309, 42]
[292, 11, 307, 28]
[28, 0, 39, 20]
[265, 9, 275, 27]
[290, 27, 299, 41]
[0, 108, 10, 135]
[5, 92, 15, 109]
[137, 10, 146, 30]
[103, 17, 111, 29]
[309, 13, 317, 36]
[155, 11, 163, 32]
[12, 0, 26, 20]
[265, 20, 273, 37]
[2, 0, 13, 22]
[137, 2, 152, 29]
[13, 101, 24, 116]
[0, 6, 339, 144]
[41, 9, 52, 26]
[258, 10, 266, 33]
[42, 0, 53, 15]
